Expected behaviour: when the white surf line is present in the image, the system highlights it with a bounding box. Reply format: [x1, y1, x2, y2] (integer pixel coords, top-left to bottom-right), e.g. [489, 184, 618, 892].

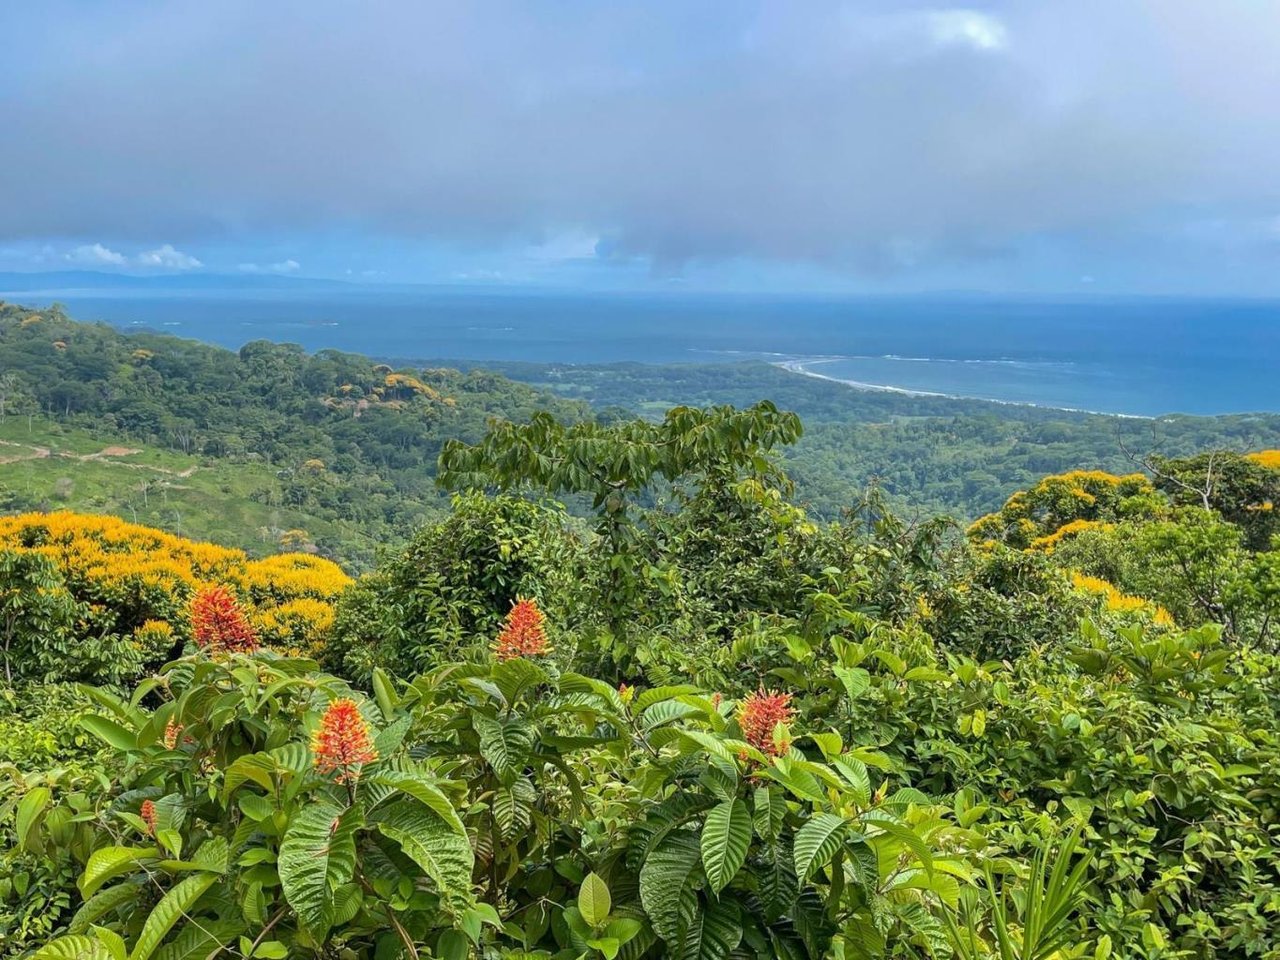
[774, 357, 1156, 420]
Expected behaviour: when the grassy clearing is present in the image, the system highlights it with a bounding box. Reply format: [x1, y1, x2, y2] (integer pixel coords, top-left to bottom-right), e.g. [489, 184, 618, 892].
[0, 416, 375, 567]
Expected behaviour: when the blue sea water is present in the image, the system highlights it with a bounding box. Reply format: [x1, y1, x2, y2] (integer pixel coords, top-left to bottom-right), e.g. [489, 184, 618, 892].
[12, 287, 1280, 417]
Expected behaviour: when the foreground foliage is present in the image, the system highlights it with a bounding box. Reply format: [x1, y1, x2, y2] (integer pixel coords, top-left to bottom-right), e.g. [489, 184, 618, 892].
[3, 405, 1280, 958]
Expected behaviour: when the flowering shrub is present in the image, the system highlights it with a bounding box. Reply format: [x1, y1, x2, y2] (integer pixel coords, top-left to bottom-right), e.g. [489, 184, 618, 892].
[191, 584, 259, 653]
[0, 512, 350, 681]
[492, 596, 550, 660]
[18, 603, 1000, 960]
[968, 471, 1158, 549]
[311, 697, 378, 783]
[736, 686, 794, 756]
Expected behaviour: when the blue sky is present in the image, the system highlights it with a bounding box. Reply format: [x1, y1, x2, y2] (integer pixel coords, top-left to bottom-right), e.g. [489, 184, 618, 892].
[1, 2, 1278, 295]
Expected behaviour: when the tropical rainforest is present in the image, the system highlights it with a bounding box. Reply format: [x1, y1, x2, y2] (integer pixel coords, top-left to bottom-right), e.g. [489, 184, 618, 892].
[2, 301, 1280, 960]
[5, 302, 1280, 567]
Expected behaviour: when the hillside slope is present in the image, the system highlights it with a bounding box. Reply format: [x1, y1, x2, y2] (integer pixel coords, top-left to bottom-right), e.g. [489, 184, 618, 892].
[0, 302, 587, 566]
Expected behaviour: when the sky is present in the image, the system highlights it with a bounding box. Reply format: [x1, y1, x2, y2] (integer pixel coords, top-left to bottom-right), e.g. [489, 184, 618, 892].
[1, 1, 1278, 295]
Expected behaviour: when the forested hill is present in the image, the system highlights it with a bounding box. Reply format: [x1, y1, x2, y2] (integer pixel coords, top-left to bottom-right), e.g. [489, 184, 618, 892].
[6, 302, 1280, 566]
[0, 302, 586, 565]
[458, 359, 1280, 519]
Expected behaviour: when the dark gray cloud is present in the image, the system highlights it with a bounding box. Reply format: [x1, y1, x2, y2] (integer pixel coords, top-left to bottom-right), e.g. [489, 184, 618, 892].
[1, 1, 1278, 281]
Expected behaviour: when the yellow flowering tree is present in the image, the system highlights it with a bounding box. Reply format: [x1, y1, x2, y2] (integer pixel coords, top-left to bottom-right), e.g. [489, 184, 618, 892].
[0, 511, 351, 679]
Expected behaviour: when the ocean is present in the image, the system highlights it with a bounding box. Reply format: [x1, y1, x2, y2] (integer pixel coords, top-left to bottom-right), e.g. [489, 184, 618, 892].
[12, 287, 1280, 418]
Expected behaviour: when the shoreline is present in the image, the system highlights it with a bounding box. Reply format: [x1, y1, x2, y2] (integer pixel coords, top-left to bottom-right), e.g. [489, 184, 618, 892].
[774, 358, 1157, 420]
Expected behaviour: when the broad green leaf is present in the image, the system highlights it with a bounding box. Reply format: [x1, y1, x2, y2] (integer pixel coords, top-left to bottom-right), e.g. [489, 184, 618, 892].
[278, 800, 357, 938]
[371, 714, 411, 760]
[16, 786, 51, 850]
[491, 656, 549, 705]
[237, 793, 273, 822]
[32, 936, 112, 960]
[91, 927, 127, 960]
[870, 649, 907, 676]
[866, 817, 934, 876]
[903, 667, 951, 683]
[700, 799, 751, 894]
[634, 685, 701, 712]
[832, 666, 870, 701]
[371, 667, 398, 721]
[679, 896, 742, 960]
[641, 699, 702, 731]
[79, 716, 138, 752]
[472, 711, 532, 786]
[79, 847, 156, 899]
[579, 872, 612, 927]
[757, 840, 799, 921]
[372, 799, 474, 904]
[436, 930, 469, 960]
[370, 770, 465, 833]
[69, 883, 143, 934]
[493, 781, 535, 842]
[793, 813, 847, 882]
[222, 753, 279, 800]
[128, 872, 219, 960]
[638, 830, 702, 944]
[753, 785, 786, 842]
[807, 732, 842, 759]
[832, 756, 871, 807]
[241, 883, 268, 926]
[328, 884, 363, 927]
[606, 917, 643, 945]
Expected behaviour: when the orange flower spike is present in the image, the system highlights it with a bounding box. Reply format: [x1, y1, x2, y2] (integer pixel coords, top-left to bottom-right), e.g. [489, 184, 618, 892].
[493, 598, 550, 661]
[163, 718, 183, 750]
[191, 585, 258, 654]
[140, 799, 157, 836]
[312, 698, 379, 783]
[738, 688, 795, 758]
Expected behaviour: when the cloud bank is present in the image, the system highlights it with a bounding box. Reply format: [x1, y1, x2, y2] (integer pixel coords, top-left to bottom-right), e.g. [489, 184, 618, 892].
[1, 1, 1278, 287]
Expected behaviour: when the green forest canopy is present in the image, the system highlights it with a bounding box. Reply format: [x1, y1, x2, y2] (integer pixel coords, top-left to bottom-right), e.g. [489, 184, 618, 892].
[5, 301, 1280, 572]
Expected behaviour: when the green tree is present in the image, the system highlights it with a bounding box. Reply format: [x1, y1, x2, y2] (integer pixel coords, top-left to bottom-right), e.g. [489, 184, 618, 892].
[0, 551, 81, 684]
[438, 403, 803, 633]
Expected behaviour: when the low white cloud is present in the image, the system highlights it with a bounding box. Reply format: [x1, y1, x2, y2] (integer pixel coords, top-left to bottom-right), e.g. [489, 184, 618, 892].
[239, 258, 300, 274]
[137, 243, 202, 270]
[65, 242, 127, 266]
[923, 10, 1008, 52]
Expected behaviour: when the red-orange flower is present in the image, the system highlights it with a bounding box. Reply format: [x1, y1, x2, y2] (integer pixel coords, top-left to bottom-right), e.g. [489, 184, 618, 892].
[191, 585, 258, 654]
[738, 688, 794, 758]
[312, 698, 378, 783]
[493, 598, 550, 661]
[163, 718, 183, 750]
[140, 799, 157, 836]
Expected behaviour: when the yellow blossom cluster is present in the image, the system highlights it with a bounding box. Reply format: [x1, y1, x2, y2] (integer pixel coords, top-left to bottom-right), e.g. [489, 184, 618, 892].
[1246, 450, 1280, 470]
[1030, 519, 1114, 552]
[0, 512, 351, 655]
[969, 470, 1155, 549]
[1070, 571, 1173, 626]
[381, 373, 440, 400]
